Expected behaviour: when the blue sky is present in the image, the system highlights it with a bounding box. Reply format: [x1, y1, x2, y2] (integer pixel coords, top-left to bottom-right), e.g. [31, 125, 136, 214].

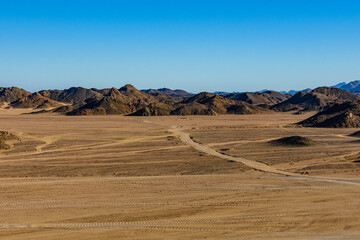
[1, 0, 360, 93]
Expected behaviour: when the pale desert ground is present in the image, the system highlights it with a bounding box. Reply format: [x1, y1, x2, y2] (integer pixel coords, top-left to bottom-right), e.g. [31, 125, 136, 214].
[0, 108, 359, 239]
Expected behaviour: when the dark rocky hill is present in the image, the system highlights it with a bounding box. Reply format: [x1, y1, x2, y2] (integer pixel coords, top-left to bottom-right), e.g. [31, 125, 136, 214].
[298, 102, 360, 128]
[182, 92, 270, 115]
[68, 88, 270, 116]
[272, 87, 359, 112]
[68, 85, 157, 115]
[0, 87, 31, 105]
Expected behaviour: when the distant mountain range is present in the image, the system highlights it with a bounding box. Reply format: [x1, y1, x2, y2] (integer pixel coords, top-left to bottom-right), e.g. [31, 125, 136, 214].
[331, 80, 360, 92]
[146, 80, 360, 98]
[279, 80, 360, 95]
[279, 88, 312, 95]
[0, 80, 359, 126]
[213, 80, 360, 96]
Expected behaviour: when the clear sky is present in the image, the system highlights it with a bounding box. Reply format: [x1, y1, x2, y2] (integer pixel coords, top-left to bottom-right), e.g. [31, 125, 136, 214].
[1, 0, 360, 93]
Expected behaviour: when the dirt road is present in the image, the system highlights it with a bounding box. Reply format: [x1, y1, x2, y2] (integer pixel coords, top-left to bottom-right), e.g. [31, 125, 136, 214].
[168, 125, 360, 186]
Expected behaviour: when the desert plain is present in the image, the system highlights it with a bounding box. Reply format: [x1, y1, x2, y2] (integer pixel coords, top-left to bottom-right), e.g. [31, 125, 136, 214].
[0, 109, 359, 240]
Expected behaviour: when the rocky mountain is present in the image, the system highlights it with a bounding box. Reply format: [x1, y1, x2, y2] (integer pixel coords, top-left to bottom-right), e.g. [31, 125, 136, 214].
[10, 92, 64, 109]
[68, 85, 157, 115]
[226, 91, 291, 106]
[180, 92, 269, 115]
[5, 83, 359, 117]
[0, 87, 31, 105]
[119, 84, 156, 103]
[272, 87, 359, 112]
[131, 91, 269, 116]
[182, 92, 233, 114]
[298, 102, 360, 128]
[141, 88, 194, 98]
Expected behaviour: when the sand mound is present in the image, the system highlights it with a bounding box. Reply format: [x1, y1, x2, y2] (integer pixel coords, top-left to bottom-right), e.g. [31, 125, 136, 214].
[349, 131, 360, 138]
[0, 131, 20, 150]
[27, 105, 74, 115]
[269, 136, 316, 146]
[53, 105, 74, 113]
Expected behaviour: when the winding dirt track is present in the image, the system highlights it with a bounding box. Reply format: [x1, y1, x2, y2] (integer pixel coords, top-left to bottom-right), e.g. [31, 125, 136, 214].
[168, 125, 360, 186]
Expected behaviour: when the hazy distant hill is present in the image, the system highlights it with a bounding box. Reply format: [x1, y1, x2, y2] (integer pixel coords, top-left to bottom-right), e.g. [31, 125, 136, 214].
[213, 91, 238, 96]
[147, 92, 183, 104]
[226, 91, 291, 106]
[10, 92, 64, 109]
[141, 88, 194, 98]
[279, 80, 360, 95]
[272, 87, 359, 112]
[279, 88, 312, 95]
[39, 87, 104, 106]
[332, 80, 360, 92]
[332, 82, 347, 89]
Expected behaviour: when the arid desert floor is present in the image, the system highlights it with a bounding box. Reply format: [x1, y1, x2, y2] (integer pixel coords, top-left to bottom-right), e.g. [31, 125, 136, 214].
[0, 110, 359, 239]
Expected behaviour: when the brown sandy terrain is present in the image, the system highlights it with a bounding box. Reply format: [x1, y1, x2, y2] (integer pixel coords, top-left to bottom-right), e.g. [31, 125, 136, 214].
[0, 109, 359, 239]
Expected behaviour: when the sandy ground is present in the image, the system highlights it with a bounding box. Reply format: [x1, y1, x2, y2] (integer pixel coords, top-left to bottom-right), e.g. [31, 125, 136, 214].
[0, 109, 359, 239]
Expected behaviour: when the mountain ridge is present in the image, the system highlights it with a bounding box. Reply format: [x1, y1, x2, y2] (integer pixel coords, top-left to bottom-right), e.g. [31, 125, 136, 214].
[1, 82, 360, 118]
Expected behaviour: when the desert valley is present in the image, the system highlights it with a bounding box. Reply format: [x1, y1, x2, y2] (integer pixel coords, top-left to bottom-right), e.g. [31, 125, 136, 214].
[0, 82, 359, 239]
